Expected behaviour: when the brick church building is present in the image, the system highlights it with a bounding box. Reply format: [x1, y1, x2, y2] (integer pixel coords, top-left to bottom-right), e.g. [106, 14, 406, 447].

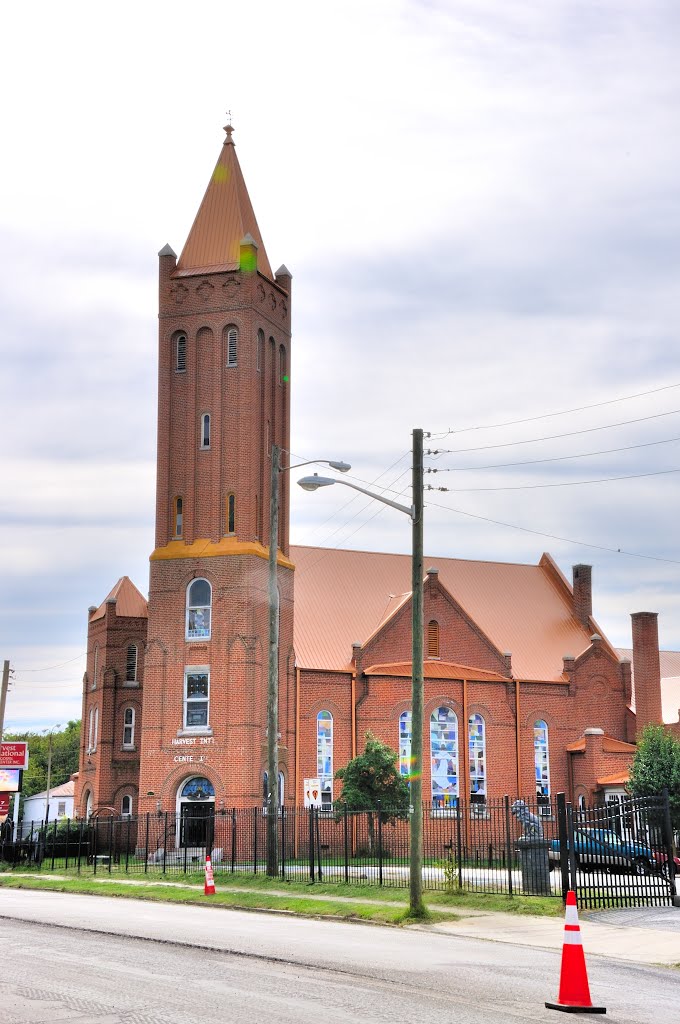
[75, 123, 673, 825]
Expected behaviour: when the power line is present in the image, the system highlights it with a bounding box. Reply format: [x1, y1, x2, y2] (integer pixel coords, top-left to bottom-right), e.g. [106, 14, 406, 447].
[427, 382, 680, 439]
[427, 466, 680, 493]
[424, 496, 680, 565]
[14, 653, 86, 673]
[425, 435, 680, 473]
[427, 408, 680, 456]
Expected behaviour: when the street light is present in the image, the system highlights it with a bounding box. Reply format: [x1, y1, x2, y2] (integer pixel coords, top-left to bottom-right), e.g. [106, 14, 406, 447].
[297, 428, 425, 918]
[42, 723, 63, 826]
[266, 448, 351, 877]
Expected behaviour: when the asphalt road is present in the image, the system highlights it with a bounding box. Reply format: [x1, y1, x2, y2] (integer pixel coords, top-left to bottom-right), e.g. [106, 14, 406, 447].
[0, 890, 677, 1023]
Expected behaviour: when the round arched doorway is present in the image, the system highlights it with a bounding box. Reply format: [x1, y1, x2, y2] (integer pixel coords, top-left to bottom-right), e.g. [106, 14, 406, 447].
[176, 776, 215, 850]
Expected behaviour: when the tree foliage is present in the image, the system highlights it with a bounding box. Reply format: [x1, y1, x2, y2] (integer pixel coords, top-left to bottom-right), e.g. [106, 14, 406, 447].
[335, 732, 410, 821]
[628, 724, 680, 828]
[4, 721, 81, 811]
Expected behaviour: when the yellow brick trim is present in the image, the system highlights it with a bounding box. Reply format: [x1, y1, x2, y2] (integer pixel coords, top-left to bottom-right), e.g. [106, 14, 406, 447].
[150, 537, 295, 569]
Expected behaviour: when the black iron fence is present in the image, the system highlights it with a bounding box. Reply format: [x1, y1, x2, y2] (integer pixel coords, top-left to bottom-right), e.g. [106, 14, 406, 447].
[2, 792, 676, 908]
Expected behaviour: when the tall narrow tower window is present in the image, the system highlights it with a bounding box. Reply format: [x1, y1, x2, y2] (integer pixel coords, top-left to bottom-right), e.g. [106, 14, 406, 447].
[257, 329, 264, 372]
[225, 326, 238, 367]
[468, 714, 486, 802]
[186, 578, 211, 640]
[123, 707, 135, 748]
[399, 710, 412, 779]
[226, 493, 235, 534]
[200, 413, 210, 449]
[279, 345, 286, 386]
[126, 644, 138, 683]
[317, 711, 333, 809]
[175, 333, 187, 372]
[426, 620, 440, 659]
[534, 720, 551, 804]
[173, 496, 183, 538]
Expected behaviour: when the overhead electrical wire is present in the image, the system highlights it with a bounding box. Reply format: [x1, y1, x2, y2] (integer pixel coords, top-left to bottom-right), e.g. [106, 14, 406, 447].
[427, 382, 680, 439]
[427, 408, 680, 456]
[425, 435, 680, 473]
[426, 466, 680, 493]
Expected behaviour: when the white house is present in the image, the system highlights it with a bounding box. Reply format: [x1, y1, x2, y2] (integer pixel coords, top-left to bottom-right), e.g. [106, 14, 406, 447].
[21, 778, 75, 835]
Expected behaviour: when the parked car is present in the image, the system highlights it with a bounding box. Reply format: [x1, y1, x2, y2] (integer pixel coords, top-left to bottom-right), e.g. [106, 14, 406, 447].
[548, 828, 656, 875]
[652, 849, 680, 879]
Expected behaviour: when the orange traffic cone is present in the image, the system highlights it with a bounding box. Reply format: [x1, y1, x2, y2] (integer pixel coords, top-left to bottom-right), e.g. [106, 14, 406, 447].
[204, 854, 216, 895]
[546, 890, 605, 1014]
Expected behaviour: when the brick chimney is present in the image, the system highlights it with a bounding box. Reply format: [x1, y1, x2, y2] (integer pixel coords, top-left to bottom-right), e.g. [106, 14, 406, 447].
[631, 611, 663, 736]
[572, 564, 592, 626]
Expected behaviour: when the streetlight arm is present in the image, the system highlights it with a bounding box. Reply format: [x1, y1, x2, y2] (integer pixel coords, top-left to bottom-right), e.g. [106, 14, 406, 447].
[287, 459, 351, 473]
[297, 474, 414, 520]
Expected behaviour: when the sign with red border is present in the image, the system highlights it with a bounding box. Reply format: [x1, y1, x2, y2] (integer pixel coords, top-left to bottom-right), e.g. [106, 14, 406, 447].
[0, 793, 10, 816]
[0, 742, 28, 769]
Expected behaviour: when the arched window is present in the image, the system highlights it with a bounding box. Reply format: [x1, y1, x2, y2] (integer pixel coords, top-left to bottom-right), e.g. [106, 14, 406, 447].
[84, 790, 93, 820]
[123, 707, 135, 748]
[257, 329, 264, 372]
[225, 326, 238, 367]
[430, 706, 458, 808]
[317, 711, 333, 809]
[426, 620, 440, 659]
[399, 710, 412, 778]
[200, 413, 210, 449]
[126, 644, 138, 683]
[534, 719, 550, 803]
[468, 714, 486, 802]
[88, 707, 99, 754]
[92, 645, 99, 690]
[262, 770, 285, 809]
[184, 668, 210, 728]
[186, 579, 211, 640]
[175, 333, 187, 372]
[226, 493, 235, 534]
[173, 496, 183, 538]
[121, 794, 132, 818]
[279, 345, 286, 385]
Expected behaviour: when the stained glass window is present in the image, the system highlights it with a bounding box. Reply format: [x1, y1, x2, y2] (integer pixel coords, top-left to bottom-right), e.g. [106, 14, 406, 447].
[123, 707, 135, 748]
[180, 777, 215, 800]
[317, 711, 333, 809]
[186, 579, 211, 640]
[534, 719, 550, 799]
[430, 706, 458, 808]
[468, 713, 486, 799]
[399, 710, 412, 779]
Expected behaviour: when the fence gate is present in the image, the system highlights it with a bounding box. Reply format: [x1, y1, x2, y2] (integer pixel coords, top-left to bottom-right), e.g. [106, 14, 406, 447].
[557, 791, 677, 909]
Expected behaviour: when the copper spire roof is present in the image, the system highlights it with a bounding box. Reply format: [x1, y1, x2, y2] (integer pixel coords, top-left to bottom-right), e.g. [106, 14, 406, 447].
[176, 121, 273, 280]
[90, 577, 148, 621]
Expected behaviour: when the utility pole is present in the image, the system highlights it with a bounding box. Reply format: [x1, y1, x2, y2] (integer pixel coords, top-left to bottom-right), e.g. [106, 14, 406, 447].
[45, 732, 54, 826]
[0, 660, 10, 738]
[266, 444, 280, 876]
[409, 428, 426, 917]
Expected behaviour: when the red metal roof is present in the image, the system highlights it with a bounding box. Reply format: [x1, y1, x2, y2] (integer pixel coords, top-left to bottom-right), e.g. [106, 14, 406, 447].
[291, 546, 603, 680]
[566, 734, 636, 754]
[90, 577, 148, 621]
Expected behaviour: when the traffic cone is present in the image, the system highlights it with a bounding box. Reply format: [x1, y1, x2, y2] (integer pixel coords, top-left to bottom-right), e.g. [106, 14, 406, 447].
[204, 854, 216, 895]
[545, 890, 605, 1014]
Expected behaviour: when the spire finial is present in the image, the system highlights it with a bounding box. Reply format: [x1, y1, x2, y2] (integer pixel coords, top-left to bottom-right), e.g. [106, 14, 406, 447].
[223, 111, 234, 145]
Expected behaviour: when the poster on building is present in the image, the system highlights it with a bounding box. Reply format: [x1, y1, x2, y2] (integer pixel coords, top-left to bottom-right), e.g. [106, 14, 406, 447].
[303, 778, 322, 808]
[0, 742, 28, 770]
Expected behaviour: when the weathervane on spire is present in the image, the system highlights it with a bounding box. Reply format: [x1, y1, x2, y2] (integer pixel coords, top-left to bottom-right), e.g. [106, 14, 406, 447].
[224, 110, 234, 145]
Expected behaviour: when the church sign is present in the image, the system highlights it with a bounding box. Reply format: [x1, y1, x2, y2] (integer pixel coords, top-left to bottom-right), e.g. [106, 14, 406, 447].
[0, 742, 28, 769]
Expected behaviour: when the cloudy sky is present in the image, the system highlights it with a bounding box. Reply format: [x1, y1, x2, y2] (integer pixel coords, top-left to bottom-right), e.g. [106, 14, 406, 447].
[2, 0, 679, 731]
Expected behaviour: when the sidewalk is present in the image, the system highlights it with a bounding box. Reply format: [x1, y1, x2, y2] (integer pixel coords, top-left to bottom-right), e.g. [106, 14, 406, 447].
[3, 872, 679, 967]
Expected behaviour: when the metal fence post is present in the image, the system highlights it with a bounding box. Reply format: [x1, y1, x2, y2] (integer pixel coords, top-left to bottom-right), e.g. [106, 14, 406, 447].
[144, 813, 149, 873]
[280, 806, 286, 878]
[125, 816, 131, 873]
[662, 787, 677, 899]
[231, 808, 237, 873]
[456, 800, 463, 889]
[253, 807, 258, 875]
[65, 819, 70, 871]
[315, 807, 322, 882]
[503, 796, 514, 897]
[162, 812, 168, 874]
[377, 802, 383, 886]
[108, 817, 114, 873]
[343, 804, 349, 884]
[76, 819, 83, 873]
[556, 792, 569, 903]
[566, 801, 577, 898]
[308, 807, 315, 882]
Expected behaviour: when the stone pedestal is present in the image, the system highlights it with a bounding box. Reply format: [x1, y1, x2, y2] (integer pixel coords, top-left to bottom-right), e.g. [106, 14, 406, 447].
[516, 836, 551, 895]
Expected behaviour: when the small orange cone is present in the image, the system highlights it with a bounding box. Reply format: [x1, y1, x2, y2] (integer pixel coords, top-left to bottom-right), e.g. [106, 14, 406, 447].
[546, 890, 605, 1014]
[204, 854, 216, 895]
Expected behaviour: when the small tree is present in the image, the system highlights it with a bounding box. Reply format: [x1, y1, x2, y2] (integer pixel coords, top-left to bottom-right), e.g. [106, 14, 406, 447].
[335, 732, 410, 853]
[629, 724, 680, 829]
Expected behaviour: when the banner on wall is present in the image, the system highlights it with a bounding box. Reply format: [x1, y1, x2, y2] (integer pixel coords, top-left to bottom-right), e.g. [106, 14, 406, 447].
[303, 778, 322, 808]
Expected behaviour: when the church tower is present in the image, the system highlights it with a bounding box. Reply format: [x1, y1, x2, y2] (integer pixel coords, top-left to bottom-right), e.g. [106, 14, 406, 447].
[138, 122, 294, 817]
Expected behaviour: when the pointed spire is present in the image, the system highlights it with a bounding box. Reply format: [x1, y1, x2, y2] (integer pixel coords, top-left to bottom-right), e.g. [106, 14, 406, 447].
[176, 118, 273, 279]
